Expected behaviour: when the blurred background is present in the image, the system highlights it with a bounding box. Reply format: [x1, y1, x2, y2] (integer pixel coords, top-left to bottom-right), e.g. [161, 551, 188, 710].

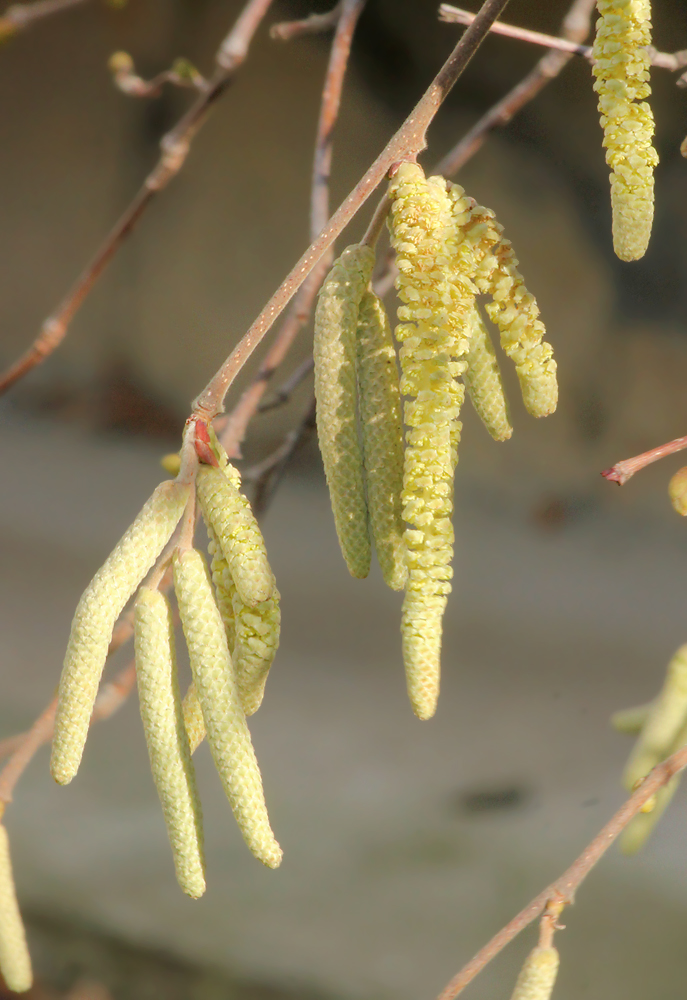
[2, 0, 687, 997]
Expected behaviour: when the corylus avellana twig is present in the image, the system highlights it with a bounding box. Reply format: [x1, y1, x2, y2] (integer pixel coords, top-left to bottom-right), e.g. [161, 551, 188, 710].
[602, 435, 687, 485]
[0, 0, 89, 40]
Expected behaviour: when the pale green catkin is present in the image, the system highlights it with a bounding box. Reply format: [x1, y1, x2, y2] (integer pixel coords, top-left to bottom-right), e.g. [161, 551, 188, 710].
[356, 288, 407, 591]
[610, 701, 653, 735]
[182, 683, 206, 754]
[622, 644, 687, 790]
[51, 480, 190, 786]
[462, 306, 513, 442]
[592, 0, 657, 261]
[509, 946, 560, 1000]
[0, 826, 32, 993]
[196, 463, 274, 607]
[134, 588, 206, 899]
[620, 774, 681, 854]
[314, 243, 376, 579]
[173, 549, 282, 868]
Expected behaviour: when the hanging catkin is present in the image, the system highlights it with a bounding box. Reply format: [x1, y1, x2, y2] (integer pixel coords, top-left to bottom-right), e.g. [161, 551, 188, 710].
[509, 946, 560, 1000]
[592, 0, 658, 260]
[196, 463, 274, 607]
[314, 243, 375, 579]
[135, 588, 206, 898]
[462, 306, 512, 442]
[356, 288, 407, 591]
[0, 826, 31, 994]
[620, 774, 681, 854]
[173, 548, 282, 868]
[610, 701, 653, 735]
[51, 480, 190, 786]
[182, 683, 206, 754]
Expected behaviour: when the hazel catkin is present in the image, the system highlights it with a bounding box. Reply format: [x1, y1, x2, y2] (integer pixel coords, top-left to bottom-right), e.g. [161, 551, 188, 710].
[668, 465, 687, 516]
[0, 826, 32, 994]
[509, 946, 560, 1000]
[462, 306, 512, 442]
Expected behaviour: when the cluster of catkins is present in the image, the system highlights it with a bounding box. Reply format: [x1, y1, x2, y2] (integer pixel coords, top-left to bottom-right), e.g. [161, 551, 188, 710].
[592, 0, 658, 261]
[612, 643, 687, 853]
[314, 162, 557, 721]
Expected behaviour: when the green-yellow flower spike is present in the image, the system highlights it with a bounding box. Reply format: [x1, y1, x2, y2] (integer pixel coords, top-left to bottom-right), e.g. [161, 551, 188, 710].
[668, 466, 687, 516]
[622, 644, 687, 790]
[356, 289, 407, 591]
[620, 774, 681, 854]
[463, 306, 513, 442]
[509, 946, 560, 1000]
[173, 548, 282, 868]
[207, 523, 236, 651]
[610, 701, 653, 735]
[0, 826, 32, 993]
[592, 0, 658, 261]
[134, 588, 206, 899]
[196, 463, 274, 607]
[314, 243, 375, 579]
[182, 683, 206, 754]
[483, 237, 557, 419]
[51, 480, 190, 786]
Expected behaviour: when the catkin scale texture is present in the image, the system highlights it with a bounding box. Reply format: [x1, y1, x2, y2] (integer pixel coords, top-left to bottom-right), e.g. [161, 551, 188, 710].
[135, 589, 206, 899]
[173, 549, 282, 868]
[462, 306, 512, 441]
[314, 243, 375, 579]
[0, 826, 32, 993]
[592, 0, 658, 260]
[509, 946, 560, 1000]
[196, 464, 274, 607]
[51, 480, 190, 786]
[356, 289, 407, 591]
[182, 683, 206, 754]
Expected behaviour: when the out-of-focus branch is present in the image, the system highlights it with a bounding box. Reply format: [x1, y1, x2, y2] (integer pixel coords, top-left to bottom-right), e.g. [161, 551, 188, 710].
[602, 434, 687, 485]
[250, 396, 317, 516]
[258, 354, 314, 413]
[109, 52, 209, 98]
[0, 0, 89, 40]
[0, 0, 274, 395]
[270, 2, 342, 42]
[435, 743, 687, 1000]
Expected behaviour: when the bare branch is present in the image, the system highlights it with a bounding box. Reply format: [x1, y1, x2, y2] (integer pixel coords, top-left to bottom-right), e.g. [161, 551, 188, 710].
[0, 0, 89, 39]
[258, 354, 314, 413]
[0, 0, 274, 395]
[250, 397, 317, 516]
[109, 53, 209, 99]
[270, 2, 342, 42]
[602, 434, 687, 485]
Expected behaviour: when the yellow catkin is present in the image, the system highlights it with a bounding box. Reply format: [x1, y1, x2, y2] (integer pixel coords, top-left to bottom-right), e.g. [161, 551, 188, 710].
[182, 683, 206, 754]
[592, 0, 658, 261]
[173, 549, 282, 868]
[622, 644, 687, 790]
[610, 701, 653, 734]
[509, 946, 560, 1000]
[668, 466, 687, 516]
[389, 164, 473, 720]
[134, 588, 206, 899]
[313, 243, 375, 579]
[196, 463, 274, 607]
[51, 480, 190, 786]
[356, 288, 407, 591]
[0, 826, 32, 993]
[462, 306, 513, 442]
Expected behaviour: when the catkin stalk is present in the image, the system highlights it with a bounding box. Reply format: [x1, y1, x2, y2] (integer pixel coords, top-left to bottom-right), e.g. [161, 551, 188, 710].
[173, 549, 282, 868]
[51, 480, 190, 786]
[592, 0, 658, 261]
[135, 588, 206, 898]
[0, 826, 32, 993]
[314, 243, 375, 579]
[462, 306, 512, 442]
[356, 288, 407, 591]
[509, 946, 560, 1000]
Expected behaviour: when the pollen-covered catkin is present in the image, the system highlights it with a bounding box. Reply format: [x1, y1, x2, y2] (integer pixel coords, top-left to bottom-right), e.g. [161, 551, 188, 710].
[134, 588, 206, 898]
[196, 464, 274, 607]
[51, 480, 190, 786]
[462, 306, 512, 442]
[668, 466, 687, 515]
[173, 548, 282, 868]
[356, 288, 407, 591]
[182, 683, 206, 754]
[509, 946, 560, 1000]
[592, 0, 658, 261]
[314, 243, 375, 579]
[0, 826, 32, 993]
[622, 644, 687, 790]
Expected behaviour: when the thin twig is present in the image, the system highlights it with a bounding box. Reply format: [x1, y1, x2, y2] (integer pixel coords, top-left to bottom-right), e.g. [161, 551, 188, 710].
[109, 54, 210, 99]
[0, 0, 274, 395]
[251, 396, 317, 516]
[0, 0, 89, 38]
[602, 435, 687, 485]
[435, 743, 687, 1000]
[258, 354, 314, 413]
[270, 2, 342, 42]
[194, 0, 514, 421]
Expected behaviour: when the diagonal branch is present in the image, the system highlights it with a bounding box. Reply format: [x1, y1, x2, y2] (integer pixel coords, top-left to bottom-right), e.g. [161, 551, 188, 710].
[602, 434, 687, 485]
[0, 0, 90, 40]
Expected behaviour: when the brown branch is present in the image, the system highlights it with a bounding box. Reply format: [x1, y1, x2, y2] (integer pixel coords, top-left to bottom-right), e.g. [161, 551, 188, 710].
[194, 0, 513, 421]
[0, 0, 274, 395]
[251, 396, 317, 516]
[109, 53, 209, 99]
[435, 743, 687, 1000]
[258, 354, 314, 413]
[0, 0, 89, 39]
[601, 435, 687, 485]
[270, 2, 342, 42]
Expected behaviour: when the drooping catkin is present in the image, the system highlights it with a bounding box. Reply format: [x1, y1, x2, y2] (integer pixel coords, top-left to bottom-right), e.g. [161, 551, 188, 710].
[356, 288, 407, 591]
[610, 701, 653, 735]
[622, 644, 687, 790]
[620, 774, 681, 854]
[182, 683, 206, 754]
[173, 548, 282, 868]
[509, 946, 560, 1000]
[462, 306, 512, 442]
[668, 466, 687, 515]
[51, 480, 190, 786]
[314, 243, 376, 579]
[0, 826, 32, 993]
[592, 0, 657, 261]
[134, 588, 206, 899]
[196, 463, 274, 607]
